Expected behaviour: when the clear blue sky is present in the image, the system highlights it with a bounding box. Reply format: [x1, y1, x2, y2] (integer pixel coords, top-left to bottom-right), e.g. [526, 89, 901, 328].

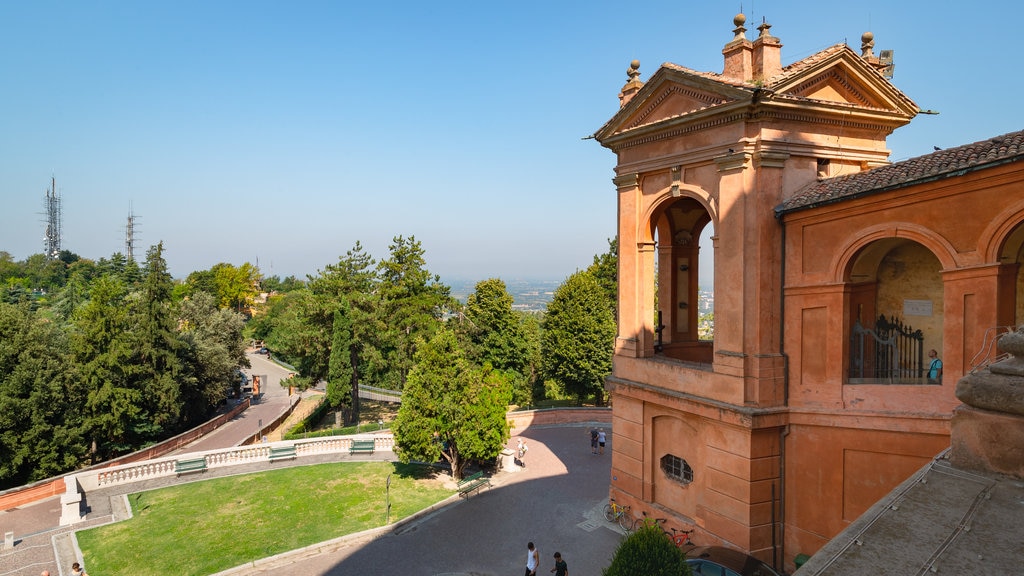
[2, 1, 1020, 284]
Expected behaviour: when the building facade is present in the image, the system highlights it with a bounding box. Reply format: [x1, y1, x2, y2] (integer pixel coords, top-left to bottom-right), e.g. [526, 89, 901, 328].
[593, 13, 1024, 572]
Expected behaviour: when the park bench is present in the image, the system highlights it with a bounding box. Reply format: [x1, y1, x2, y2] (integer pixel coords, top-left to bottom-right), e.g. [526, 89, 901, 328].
[268, 445, 297, 462]
[174, 457, 208, 476]
[349, 439, 376, 455]
[457, 471, 490, 498]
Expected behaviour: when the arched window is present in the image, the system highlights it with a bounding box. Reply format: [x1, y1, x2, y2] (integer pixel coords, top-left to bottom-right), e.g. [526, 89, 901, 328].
[660, 454, 694, 485]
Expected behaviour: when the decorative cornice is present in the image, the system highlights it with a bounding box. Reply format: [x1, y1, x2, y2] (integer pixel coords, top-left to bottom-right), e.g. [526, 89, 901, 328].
[754, 150, 790, 168]
[613, 173, 640, 189]
[715, 151, 750, 172]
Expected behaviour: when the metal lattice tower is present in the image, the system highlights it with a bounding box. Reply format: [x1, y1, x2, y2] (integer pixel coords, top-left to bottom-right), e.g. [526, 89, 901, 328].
[125, 205, 140, 262]
[43, 177, 62, 259]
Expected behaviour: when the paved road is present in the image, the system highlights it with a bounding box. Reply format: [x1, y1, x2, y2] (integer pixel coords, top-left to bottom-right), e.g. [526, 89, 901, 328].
[250, 426, 622, 576]
[173, 352, 299, 452]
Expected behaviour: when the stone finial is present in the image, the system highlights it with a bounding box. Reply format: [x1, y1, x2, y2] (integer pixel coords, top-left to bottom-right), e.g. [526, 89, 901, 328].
[757, 19, 774, 40]
[627, 59, 641, 83]
[618, 60, 644, 108]
[991, 327, 1024, 376]
[861, 31, 875, 58]
[732, 13, 747, 42]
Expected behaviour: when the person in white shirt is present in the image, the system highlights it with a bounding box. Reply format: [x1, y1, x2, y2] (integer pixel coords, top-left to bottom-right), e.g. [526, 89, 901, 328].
[525, 541, 539, 576]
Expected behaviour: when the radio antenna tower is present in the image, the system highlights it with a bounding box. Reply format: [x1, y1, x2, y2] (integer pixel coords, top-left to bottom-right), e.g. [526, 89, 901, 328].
[125, 204, 140, 262]
[43, 177, 62, 259]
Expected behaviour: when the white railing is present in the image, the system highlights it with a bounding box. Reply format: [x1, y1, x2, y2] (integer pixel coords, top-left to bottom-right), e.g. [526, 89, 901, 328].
[75, 434, 394, 493]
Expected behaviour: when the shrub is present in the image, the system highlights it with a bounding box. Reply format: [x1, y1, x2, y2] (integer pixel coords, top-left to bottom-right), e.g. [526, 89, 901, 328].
[603, 524, 692, 576]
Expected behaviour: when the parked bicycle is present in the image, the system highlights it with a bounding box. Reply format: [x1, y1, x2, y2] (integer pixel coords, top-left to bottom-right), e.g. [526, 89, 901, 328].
[632, 511, 694, 548]
[666, 525, 694, 548]
[603, 498, 633, 532]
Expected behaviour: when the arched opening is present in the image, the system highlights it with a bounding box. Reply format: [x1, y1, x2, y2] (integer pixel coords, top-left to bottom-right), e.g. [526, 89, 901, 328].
[845, 239, 944, 384]
[996, 220, 1024, 326]
[651, 196, 714, 364]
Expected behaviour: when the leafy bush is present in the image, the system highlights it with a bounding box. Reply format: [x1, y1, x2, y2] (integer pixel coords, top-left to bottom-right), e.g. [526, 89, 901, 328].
[603, 524, 692, 576]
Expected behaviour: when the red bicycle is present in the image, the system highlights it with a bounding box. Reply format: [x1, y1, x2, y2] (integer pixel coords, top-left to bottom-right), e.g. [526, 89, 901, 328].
[666, 525, 694, 548]
[632, 511, 694, 548]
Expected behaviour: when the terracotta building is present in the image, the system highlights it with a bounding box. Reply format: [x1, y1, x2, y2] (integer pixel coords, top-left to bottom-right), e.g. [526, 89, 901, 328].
[592, 13, 1024, 572]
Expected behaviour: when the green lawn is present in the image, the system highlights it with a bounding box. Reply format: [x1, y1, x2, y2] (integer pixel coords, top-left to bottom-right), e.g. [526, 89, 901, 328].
[76, 461, 452, 576]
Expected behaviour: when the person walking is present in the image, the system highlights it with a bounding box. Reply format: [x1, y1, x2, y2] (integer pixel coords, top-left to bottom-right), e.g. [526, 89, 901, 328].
[597, 429, 607, 455]
[525, 541, 540, 576]
[590, 428, 598, 454]
[550, 551, 569, 576]
[70, 562, 88, 576]
[517, 438, 529, 467]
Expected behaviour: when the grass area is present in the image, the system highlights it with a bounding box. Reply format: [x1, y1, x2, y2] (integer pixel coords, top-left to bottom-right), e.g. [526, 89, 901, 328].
[76, 461, 452, 576]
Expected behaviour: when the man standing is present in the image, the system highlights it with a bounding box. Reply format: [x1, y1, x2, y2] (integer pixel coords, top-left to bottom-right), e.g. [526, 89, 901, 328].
[590, 428, 598, 454]
[597, 429, 607, 455]
[525, 541, 539, 576]
[927, 349, 943, 382]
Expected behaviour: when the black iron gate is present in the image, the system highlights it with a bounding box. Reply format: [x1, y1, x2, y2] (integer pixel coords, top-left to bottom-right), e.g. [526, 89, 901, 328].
[849, 315, 925, 383]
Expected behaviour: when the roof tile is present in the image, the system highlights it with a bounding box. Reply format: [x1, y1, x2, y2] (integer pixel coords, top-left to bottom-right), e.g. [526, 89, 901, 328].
[779, 129, 1024, 214]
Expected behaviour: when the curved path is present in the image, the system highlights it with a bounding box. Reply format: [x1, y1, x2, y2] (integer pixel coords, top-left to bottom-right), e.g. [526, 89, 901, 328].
[240, 425, 621, 576]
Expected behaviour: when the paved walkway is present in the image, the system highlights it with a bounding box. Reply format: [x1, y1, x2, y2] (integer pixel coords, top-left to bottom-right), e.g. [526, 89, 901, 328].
[240, 425, 621, 576]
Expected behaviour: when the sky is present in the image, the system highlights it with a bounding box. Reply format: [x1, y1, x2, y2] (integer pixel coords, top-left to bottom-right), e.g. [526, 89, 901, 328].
[2, 1, 1022, 285]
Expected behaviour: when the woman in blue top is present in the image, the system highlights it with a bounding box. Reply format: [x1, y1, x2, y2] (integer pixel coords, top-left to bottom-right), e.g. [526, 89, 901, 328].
[927, 349, 943, 381]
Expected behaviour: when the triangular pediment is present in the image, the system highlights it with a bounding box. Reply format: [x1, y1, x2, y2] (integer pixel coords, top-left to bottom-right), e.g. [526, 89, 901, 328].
[767, 47, 917, 114]
[618, 81, 734, 132]
[595, 66, 750, 141]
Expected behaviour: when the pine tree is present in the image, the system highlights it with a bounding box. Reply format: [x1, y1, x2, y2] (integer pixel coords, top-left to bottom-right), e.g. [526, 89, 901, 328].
[542, 271, 616, 405]
[393, 328, 511, 479]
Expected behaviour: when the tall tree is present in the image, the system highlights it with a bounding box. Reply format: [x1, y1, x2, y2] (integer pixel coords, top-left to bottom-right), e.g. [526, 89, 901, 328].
[311, 242, 378, 422]
[588, 236, 619, 317]
[462, 278, 536, 405]
[0, 302, 87, 488]
[132, 242, 184, 435]
[393, 328, 511, 479]
[326, 301, 355, 426]
[369, 235, 452, 390]
[541, 271, 616, 405]
[177, 291, 249, 424]
[70, 274, 141, 458]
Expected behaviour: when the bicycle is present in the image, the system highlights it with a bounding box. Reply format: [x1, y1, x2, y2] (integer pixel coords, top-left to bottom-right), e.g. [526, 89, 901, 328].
[666, 526, 694, 548]
[631, 510, 667, 533]
[632, 511, 694, 548]
[603, 498, 633, 532]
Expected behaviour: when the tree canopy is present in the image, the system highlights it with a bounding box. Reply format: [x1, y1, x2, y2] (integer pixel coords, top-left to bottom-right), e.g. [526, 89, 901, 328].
[392, 328, 511, 479]
[541, 271, 616, 405]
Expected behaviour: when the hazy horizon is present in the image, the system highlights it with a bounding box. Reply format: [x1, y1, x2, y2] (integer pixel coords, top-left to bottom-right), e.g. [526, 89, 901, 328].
[3, 2, 1020, 282]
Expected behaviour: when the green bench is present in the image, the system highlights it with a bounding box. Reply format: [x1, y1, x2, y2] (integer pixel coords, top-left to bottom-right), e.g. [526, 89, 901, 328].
[174, 457, 208, 476]
[350, 439, 376, 455]
[268, 445, 297, 462]
[457, 471, 490, 497]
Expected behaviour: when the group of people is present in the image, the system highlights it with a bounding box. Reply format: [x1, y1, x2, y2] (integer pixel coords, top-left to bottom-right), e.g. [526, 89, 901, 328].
[525, 541, 568, 576]
[589, 428, 606, 455]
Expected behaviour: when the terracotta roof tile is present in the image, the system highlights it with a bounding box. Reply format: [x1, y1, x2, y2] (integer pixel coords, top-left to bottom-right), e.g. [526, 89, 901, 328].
[778, 129, 1024, 214]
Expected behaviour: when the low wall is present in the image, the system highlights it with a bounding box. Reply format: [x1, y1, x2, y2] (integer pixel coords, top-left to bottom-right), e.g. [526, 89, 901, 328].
[77, 434, 394, 492]
[507, 407, 612, 431]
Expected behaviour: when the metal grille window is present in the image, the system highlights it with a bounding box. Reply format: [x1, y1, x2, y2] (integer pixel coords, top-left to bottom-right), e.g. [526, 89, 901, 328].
[660, 454, 693, 485]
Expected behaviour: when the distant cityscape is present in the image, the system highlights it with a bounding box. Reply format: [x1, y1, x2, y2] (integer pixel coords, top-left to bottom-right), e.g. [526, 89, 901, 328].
[447, 278, 715, 317]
